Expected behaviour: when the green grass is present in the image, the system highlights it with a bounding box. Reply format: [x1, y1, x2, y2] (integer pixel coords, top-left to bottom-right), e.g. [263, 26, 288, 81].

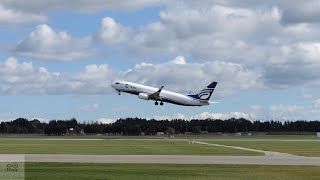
[206, 141, 320, 156]
[0, 140, 262, 155]
[176, 135, 318, 139]
[0, 134, 318, 139]
[25, 163, 320, 180]
[0, 134, 165, 139]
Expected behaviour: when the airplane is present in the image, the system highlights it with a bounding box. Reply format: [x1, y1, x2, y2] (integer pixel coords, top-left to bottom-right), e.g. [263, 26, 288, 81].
[111, 80, 218, 106]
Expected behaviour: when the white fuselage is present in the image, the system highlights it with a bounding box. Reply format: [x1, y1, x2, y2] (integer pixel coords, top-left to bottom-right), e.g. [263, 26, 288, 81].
[111, 81, 209, 106]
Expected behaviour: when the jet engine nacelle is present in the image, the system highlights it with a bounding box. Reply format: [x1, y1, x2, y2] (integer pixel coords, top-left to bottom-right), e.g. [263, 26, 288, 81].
[138, 93, 149, 100]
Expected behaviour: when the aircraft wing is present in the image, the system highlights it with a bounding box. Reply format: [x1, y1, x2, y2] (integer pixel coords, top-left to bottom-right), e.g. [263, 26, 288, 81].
[148, 86, 164, 100]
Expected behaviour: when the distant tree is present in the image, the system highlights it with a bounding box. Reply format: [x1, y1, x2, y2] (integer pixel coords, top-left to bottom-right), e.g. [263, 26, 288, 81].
[0, 117, 319, 135]
[192, 126, 201, 134]
[123, 125, 142, 136]
[165, 127, 175, 135]
[145, 126, 157, 135]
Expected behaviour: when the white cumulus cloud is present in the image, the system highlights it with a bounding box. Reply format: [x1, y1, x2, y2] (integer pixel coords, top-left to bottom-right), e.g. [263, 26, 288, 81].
[1, 0, 166, 12]
[152, 111, 253, 120]
[123, 56, 262, 98]
[96, 118, 116, 124]
[0, 4, 46, 24]
[0, 57, 114, 95]
[94, 17, 131, 44]
[171, 56, 186, 65]
[0, 56, 260, 98]
[13, 24, 94, 62]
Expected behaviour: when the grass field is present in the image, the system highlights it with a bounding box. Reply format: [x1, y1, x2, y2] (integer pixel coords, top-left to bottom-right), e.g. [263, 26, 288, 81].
[25, 163, 320, 180]
[0, 134, 165, 139]
[0, 134, 318, 139]
[206, 141, 320, 156]
[0, 140, 262, 155]
[177, 135, 319, 139]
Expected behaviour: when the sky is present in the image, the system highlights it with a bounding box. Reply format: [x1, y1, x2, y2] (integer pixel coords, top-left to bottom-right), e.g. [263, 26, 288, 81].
[1, 0, 320, 123]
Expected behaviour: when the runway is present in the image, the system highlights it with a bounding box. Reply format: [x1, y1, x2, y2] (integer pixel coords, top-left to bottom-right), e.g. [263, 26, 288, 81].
[0, 154, 317, 166]
[0, 138, 319, 166]
[198, 139, 320, 142]
[22, 140, 320, 166]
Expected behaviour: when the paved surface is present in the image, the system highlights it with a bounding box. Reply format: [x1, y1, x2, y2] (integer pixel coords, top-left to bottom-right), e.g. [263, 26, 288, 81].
[1, 141, 320, 166]
[197, 139, 320, 142]
[0, 139, 319, 166]
[0, 154, 316, 166]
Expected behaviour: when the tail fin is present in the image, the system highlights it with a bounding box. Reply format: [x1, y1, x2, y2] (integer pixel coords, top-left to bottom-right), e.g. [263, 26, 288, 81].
[187, 81, 217, 101]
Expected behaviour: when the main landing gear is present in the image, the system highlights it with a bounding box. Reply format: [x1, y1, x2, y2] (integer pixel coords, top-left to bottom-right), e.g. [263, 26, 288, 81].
[155, 101, 164, 106]
[118, 91, 121, 95]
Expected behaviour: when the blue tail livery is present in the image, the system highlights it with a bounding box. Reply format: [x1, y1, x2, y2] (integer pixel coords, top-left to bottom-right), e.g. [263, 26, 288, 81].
[187, 81, 217, 101]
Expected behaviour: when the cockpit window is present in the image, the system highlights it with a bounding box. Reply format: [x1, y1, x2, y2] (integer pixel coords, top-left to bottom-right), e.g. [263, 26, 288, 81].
[115, 82, 120, 84]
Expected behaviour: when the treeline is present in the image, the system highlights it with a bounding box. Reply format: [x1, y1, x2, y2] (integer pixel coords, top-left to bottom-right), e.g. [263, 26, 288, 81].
[0, 118, 320, 135]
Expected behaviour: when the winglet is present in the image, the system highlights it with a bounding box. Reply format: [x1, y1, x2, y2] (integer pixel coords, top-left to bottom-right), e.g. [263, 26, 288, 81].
[149, 86, 164, 100]
[157, 86, 164, 92]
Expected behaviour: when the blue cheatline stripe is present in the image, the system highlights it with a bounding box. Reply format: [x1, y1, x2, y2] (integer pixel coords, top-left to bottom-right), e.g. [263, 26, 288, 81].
[160, 96, 197, 106]
[121, 90, 198, 106]
[122, 90, 140, 95]
[142, 91, 194, 105]
[187, 95, 210, 102]
[121, 90, 206, 106]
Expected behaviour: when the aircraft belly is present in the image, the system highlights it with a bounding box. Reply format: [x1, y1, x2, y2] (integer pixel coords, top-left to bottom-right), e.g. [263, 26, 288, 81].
[161, 98, 195, 106]
[160, 94, 197, 106]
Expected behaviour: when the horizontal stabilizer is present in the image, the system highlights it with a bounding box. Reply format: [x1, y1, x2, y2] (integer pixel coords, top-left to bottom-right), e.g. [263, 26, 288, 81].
[209, 101, 219, 104]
